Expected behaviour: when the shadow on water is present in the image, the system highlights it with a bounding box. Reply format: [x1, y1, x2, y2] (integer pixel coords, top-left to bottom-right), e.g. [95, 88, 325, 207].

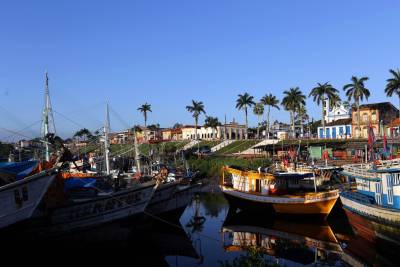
[0, 191, 398, 267]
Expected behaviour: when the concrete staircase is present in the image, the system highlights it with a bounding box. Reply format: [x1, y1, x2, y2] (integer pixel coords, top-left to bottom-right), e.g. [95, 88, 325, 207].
[180, 140, 200, 151]
[211, 140, 235, 153]
[236, 139, 279, 155]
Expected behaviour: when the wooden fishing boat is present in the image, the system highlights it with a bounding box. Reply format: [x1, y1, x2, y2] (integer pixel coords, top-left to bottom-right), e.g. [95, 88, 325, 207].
[0, 167, 57, 229]
[146, 182, 202, 216]
[220, 166, 339, 217]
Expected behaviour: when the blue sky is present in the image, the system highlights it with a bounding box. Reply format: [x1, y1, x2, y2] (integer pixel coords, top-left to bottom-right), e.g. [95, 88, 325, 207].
[1, 0, 399, 140]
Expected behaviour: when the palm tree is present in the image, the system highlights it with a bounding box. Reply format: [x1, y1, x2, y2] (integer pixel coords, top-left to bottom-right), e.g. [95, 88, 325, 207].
[343, 76, 370, 138]
[309, 82, 339, 139]
[253, 103, 264, 139]
[281, 87, 306, 138]
[261, 94, 280, 139]
[329, 93, 342, 122]
[385, 69, 400, 118]
[236, 93, 255, 139]
[296, 104, 308, 137]
[186, 100, 206, 140]
[204, 116, 221, 139]
[137, 103, 152, 141]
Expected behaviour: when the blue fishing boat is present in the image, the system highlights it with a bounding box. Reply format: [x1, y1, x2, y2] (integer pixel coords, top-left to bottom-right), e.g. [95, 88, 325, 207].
[340, 159, 400, 227]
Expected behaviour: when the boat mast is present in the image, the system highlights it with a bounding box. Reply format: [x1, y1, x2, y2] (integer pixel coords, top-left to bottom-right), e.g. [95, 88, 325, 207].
[41, 71, 56, 162]
[104, 103, 111, 175]
[133, 128, 141, 174]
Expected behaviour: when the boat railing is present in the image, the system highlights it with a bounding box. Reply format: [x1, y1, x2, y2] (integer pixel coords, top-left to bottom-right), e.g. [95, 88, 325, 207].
[343, 158, 400, 178]
[305, 190, 338, 201]
[342, 163, 378, 179]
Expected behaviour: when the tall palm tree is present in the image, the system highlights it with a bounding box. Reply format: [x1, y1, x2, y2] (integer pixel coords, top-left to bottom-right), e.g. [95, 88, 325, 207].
[309, 82, 340, 138]
[385, 69, 400, 118]
[343, 76, 370, 138]
[329, 93, 342, 122]
[296, 104, 308, 137]
[137, 103, 152, 141]
[281, 87, 306, 138]
[253, 103, 264, 139]
[186, 100, 206, 140]
[261, 94, 280, 139]
[204, 116, 221, 139]
[236, 93, 255, 139]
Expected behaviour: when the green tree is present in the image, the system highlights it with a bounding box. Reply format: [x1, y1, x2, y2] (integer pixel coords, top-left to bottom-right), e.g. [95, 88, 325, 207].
[253, 103, 264, 139]
[236, 93, 255, 139]
[281, 87, 306, 138]
[309, 82, 339, 138]
[73, 128, 92, 142]
[343, 76, 370, 138]
[204, 116, 221, 139]
[260, 94, 280, 139]
[137, 103, 152, 141]
[385, 69, 400, 118]
[186, 100, 206, 140]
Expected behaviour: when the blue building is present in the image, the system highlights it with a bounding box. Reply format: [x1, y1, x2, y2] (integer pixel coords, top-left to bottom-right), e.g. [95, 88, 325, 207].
[318, 118, 352, 139]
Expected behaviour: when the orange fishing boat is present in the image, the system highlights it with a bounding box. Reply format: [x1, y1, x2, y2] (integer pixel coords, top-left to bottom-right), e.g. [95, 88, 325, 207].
[220, 166, 339, 217]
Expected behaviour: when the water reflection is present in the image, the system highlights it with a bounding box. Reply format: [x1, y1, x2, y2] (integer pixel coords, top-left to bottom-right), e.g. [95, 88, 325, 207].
[1, 192, 398, 266]
[222, 210, 343, 266]
[176, 192, 399, 267]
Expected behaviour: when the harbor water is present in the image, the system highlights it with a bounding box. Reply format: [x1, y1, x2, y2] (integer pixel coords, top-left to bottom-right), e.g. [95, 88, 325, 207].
[1, 190, 398, 266]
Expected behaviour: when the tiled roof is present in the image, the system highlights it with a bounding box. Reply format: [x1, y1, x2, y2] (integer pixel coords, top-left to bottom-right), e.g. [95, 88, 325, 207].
[388, 118, 400, 127]
[354, 102, 398, 111]
[325, 118, 352, 126]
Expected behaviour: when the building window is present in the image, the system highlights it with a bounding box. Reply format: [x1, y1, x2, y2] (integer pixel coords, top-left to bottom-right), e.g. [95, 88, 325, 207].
[371, 112, 377, 122]
[362, 113, 368, 122]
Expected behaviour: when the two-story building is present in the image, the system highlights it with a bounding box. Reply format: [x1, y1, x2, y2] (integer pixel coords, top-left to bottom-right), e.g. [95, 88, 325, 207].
[352, 102, 399, 138]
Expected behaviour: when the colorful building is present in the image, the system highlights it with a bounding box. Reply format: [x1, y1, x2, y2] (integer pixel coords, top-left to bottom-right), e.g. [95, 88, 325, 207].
[351, 102, 398, 138]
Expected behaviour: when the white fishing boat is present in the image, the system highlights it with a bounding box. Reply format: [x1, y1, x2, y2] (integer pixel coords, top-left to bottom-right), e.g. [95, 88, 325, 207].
[48, 179, 157, 232]
[340, 158, 400, 226]
[0, 168, 57, 229]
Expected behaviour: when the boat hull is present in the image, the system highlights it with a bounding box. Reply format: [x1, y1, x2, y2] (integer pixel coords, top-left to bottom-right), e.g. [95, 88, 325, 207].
[146, 183, 201, 216]
[221, 186, 338, 217]
[0, 170, 57, 229]
[48, 180, 156, 232]
[340, 192, 400, 227]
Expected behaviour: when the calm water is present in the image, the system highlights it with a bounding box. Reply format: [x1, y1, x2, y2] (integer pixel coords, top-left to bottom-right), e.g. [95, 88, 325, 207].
[1, 191, 398, 266]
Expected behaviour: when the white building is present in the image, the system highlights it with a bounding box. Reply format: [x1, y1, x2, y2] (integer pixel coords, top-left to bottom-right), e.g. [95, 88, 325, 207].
[180, 122, 246, 140]
[324, 100, 351, 123]
[317, 118, 352, 139]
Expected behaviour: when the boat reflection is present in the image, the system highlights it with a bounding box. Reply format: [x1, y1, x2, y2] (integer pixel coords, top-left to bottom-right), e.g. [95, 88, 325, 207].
[333, 209, 399, 267]
[222, 210, 343, 266]
[0, 210, 198, 265]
